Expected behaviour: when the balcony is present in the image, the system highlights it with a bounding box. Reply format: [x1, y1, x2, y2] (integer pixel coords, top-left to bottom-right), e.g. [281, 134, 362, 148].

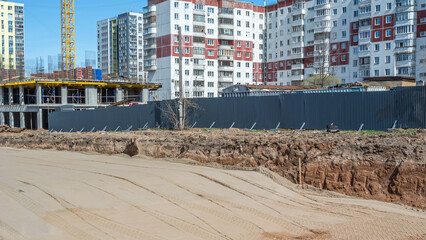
[218, 34, 234, 40]
[358, 11, 371, 19]
[292, 8, 306, 15]
[396, 60, 415, 67]
[314, 15, 331, 22]
[143, 21, 156, 28]
[218, 76, 233, 82]
[394, 46, 416, 53]
[293, 19, 304, 26]
[358, 50, 371, 57]
[291, 64, 304, 70]
[193, 64, 205, 70]
[143, 11, 156, 18]
[314, 27, 331, 33]
[218, 65, 234, 71]
[291, 31, 304, 37]
[144, 65, 157, 71]
[218, 9, 234, 18]
[359, 0, 371, 6]
[314, 3, 330, 10]
[143, 43, 156, 50]
[291, 75, 305, 81]
[291, 52, 304, 59]
[218, 55, 233, 60]
[396, 4, 415, 13]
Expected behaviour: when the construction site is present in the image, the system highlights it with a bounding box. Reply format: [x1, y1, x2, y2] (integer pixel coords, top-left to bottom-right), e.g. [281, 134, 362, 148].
[0, 0, 425, 239]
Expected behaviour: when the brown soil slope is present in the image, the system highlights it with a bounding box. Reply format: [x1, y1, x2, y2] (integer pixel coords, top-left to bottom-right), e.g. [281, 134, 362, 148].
[0, 129, 424, 209]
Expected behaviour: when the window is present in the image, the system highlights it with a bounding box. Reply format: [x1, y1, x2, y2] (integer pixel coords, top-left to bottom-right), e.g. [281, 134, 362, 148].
[208, 71, 214, 77]
[185, 14, 189, 20]
[184, 36, 190, 42]
[385, 69, 390, 75]
[343, 7, 347, 13]
[374, 57, 379, 64]
[237, 20, 241, 27]
[342, 19, 347, 25]
[245, 52, 250, 58]
[208, 82, 214, 87]
[207, 7, 214, 13]
[342, 43, 347, 49]
[386, 3, 392, 10]
[207, 61, 214, 66]
[386, 42, 391, 49]
[386, 16, 392, 23]
[386, 56, 391, 63]
[185, 70, 189, 75]
[375, 70, 380, 76]
[375, 18, 380, 25]
[208, 18, 214, 24]
[421, 31, 426, 37]
[354, 11, 358, 17]
[341, 55, 347, 62]
[174, 13, 179, 20]
[245, 42, 250, 48]
[207, 50, 214, 56]
[185, 25, 189, 31]
[185, 3, 189, 9]
[174, 2, 179, 8]
[375, 44, 380, 51]
[353, 72, 358, 78]
[353, 60, 358, 67]
[386, 29, 391, 37]
[376, 5, 381, 11]
[185, 48, 190, 54]
[237, 52, 241, 57]
[375, 31, 380, 38]
[207, 39, 214, 45]
[342, 31, 346, 37]
[396, 25, 414, 34]
[207, 29, 214, 35]
[333, 9, 337, 15]
[174, 47, 179, 53]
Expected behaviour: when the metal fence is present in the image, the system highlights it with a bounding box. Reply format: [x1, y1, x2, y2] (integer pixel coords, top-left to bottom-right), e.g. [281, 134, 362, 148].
[48, 86, 426, 132]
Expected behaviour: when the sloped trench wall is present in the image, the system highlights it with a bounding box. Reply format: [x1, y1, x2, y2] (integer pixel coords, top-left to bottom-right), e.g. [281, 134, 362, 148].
[0, 129, 424, 209]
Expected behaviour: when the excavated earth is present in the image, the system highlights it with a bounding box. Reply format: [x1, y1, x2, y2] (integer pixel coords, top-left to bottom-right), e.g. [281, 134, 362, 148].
[0, 127, 425, 209]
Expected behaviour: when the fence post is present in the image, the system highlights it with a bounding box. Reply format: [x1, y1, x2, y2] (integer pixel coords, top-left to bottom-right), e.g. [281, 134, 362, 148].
[358, 123, 364, 132]
[208, 122, 215, 130]
[249, 122, 257, 130]
[299, 122, 306, 131]
[229, 122, 235, 129]
[114, 126, 120, 132]
[191, 121, 197, 129]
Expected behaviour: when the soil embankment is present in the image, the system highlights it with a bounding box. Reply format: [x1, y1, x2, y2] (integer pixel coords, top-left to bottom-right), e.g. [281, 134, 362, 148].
[0, 128, 424, 209]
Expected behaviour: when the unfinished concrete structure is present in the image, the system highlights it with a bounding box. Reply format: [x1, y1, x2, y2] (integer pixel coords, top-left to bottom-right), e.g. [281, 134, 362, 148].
[0, 79, 161, 129]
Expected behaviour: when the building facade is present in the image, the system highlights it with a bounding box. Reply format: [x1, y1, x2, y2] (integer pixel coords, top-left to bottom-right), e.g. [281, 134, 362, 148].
[0, 0, 24, 77]
[144, 0, 265, 99]
[97, 12, 145, 81]
[144, 0, 426, 99]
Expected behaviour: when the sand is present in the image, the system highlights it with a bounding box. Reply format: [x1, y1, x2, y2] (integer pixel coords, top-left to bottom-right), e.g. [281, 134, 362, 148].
[0, 147, 425, 240]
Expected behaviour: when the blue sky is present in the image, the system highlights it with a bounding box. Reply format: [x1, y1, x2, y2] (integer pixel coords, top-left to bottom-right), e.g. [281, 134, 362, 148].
[19, 0, 273, 68]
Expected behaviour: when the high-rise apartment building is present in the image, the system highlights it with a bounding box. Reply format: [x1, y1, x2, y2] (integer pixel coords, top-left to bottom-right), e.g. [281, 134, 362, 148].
[144, 0, 265, 99]
[98, 17, 118, 75]
[0, 0, 24, 75]
[144, 0, 426, 100]
[97, 12, 145, 80]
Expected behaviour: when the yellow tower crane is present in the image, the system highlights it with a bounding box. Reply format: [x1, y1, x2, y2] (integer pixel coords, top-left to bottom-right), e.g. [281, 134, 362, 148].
[61, 0, 75, 71]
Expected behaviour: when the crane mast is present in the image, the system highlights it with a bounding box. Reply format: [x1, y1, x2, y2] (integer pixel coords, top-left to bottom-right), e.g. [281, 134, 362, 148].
[61, 0, 75, 71]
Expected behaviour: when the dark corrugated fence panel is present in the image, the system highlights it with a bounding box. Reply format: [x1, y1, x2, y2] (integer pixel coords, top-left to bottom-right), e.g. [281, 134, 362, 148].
[49, 86, 426, 132]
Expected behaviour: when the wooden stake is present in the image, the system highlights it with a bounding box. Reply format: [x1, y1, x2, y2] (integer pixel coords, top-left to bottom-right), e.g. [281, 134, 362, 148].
[299, 157, 302, 186]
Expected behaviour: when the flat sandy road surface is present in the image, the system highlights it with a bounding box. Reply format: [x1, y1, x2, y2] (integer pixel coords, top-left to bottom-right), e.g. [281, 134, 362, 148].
[0, 148, 425, 240]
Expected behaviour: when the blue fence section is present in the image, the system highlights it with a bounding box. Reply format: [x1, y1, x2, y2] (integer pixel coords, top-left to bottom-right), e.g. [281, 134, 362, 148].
[48, 86, 426, 132]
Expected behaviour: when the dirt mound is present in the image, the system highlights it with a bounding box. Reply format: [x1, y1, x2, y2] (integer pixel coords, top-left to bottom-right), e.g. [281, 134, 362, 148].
[0, 129, 425, 209]
[0, 125, 25, 133]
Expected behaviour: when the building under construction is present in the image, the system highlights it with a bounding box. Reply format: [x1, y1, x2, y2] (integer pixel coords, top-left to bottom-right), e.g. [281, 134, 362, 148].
[0, 79, 161, 129]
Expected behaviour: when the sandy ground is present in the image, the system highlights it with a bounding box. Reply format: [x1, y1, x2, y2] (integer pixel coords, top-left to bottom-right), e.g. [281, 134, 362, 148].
[0, 148, 425, 240]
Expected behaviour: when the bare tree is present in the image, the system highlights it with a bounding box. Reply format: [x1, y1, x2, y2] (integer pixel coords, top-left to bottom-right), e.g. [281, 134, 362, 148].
[314, 33, 330, 87]
[159, 98, 200, 130]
